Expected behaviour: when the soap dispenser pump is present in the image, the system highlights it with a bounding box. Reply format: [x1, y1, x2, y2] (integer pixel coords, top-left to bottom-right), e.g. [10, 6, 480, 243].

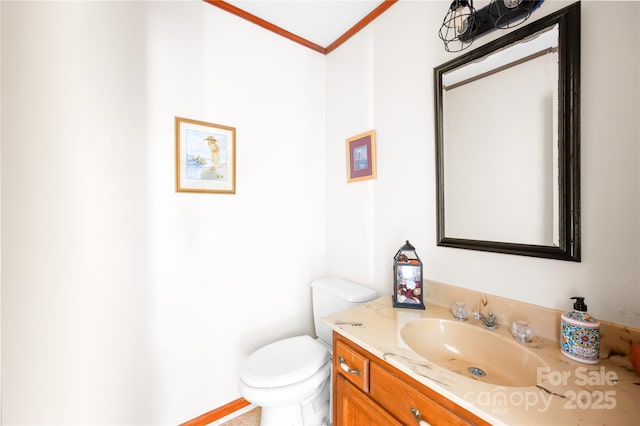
[561, 297, 600, 364]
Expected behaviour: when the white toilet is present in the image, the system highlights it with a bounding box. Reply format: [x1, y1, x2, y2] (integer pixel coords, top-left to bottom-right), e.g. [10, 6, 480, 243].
[239, 278, 377, 426]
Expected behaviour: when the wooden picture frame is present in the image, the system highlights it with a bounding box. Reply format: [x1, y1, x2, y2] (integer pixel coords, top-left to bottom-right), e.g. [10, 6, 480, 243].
[175, 116, 236, 194]
[346, 130, 377, 182]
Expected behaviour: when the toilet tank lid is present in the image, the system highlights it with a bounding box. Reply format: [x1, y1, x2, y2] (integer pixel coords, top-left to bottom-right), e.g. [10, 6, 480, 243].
[311, 278, 377, 303]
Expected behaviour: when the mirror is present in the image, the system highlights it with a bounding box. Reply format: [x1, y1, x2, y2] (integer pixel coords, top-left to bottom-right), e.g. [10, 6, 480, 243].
[434, 2, 580, 261]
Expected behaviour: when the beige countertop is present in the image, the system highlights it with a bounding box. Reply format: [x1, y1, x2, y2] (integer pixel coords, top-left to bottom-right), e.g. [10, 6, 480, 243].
[323, 295, 640, 425]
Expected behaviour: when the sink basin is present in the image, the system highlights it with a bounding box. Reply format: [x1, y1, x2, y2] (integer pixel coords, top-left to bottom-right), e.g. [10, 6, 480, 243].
[400, 318, 547, 387]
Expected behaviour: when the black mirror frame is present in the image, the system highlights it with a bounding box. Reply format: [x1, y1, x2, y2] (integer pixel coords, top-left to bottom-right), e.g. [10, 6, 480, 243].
[434, 2, 581, 261]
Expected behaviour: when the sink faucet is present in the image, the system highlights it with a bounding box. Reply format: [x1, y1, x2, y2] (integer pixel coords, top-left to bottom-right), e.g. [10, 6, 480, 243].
[473, 311, 497, 329]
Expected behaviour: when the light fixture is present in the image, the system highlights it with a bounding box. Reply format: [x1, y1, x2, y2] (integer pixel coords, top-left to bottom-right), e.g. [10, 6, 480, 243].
[488, 0, 536, 29]
[439, 0, 543, 52]
[438, 0, 478, 53]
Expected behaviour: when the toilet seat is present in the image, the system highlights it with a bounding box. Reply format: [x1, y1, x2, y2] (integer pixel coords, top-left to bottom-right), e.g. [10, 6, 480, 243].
[241, 335, 329, 388]
[239, 361, 330, 408]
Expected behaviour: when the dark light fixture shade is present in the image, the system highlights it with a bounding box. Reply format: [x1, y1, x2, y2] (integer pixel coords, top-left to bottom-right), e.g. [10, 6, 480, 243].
[488, 0, 536, 29]
[438, 0, 478, 53]
[439, 0, 544, 52]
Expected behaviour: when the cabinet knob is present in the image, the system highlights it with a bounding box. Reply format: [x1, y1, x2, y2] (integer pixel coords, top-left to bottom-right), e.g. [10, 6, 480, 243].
[338, 356, 361, 375]
[410, 407, 431, 426]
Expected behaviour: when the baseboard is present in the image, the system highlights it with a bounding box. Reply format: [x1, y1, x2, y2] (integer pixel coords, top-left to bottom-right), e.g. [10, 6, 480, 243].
[180, 397, 251, 426]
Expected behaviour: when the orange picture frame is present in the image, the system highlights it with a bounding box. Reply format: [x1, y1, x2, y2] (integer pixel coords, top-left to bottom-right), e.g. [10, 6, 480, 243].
[346, 130, 377, 183]
[175, 116, 236, 194]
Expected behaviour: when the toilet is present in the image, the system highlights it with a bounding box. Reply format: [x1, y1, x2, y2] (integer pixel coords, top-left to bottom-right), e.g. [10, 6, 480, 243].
[239, 278, 377, 426]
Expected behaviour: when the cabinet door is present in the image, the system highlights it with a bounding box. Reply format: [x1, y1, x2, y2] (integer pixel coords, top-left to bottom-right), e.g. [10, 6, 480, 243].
[370, 363, 481, 426]
[335, 374, 402, 426]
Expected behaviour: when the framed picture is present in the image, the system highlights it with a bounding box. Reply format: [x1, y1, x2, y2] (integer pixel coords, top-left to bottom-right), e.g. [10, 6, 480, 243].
[346, 130, 376, 182]
[175, 116, 236, 194]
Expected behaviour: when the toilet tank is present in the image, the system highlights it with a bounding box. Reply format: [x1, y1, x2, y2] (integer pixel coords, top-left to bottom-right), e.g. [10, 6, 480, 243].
[311, 278, 377, 347]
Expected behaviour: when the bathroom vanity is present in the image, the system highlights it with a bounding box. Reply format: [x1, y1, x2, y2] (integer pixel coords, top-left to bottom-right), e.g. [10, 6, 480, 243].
[324, 283, 640, 426]
[334, 332, 489, 425]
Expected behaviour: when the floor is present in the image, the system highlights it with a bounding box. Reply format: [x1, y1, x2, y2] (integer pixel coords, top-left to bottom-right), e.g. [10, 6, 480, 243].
[219, 407, 261, 426]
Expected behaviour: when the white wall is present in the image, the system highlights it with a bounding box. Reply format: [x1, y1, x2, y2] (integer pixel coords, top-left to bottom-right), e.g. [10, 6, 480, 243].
[1, 1, 325, 424]
[325, 0, 640, 328]
[0, 1, 3, 418]
[3, 0, 639, 424]
[325, 29, 376, 286]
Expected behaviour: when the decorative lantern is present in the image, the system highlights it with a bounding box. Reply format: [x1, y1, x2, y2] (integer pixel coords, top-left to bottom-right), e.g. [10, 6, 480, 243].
[393, 240, 425, 309]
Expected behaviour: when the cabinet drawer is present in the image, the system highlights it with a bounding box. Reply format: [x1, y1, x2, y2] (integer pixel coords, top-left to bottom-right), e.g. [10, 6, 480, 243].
[334, 340, 370, 392]
[369, 363, 475, 426]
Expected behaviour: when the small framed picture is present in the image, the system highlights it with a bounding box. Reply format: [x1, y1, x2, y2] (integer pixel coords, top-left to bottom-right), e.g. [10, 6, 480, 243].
[175, 116, 236, 194]
[346, 130, 377, 182]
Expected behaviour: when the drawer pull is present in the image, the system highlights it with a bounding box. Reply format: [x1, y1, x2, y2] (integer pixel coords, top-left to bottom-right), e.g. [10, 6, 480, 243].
[338, 356, 361, 375]
[411, 407, 431, 426]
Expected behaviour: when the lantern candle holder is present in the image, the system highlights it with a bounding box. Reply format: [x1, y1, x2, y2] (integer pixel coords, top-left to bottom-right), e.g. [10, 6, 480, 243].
[393, 240, 425, 310]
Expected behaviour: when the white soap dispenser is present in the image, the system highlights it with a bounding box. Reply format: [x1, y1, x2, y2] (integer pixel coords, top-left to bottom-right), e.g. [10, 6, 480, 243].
[560, 296, 600, 364]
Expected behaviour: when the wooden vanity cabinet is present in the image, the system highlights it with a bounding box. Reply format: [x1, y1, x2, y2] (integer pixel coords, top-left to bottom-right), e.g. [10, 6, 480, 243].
[336, 375, 402, 426]
[333, 332, 490, 426]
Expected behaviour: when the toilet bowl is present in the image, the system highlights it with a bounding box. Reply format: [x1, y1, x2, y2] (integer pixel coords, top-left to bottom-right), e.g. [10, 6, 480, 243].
[239, 278, 377, 426]
[239, 336, 331, 426]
